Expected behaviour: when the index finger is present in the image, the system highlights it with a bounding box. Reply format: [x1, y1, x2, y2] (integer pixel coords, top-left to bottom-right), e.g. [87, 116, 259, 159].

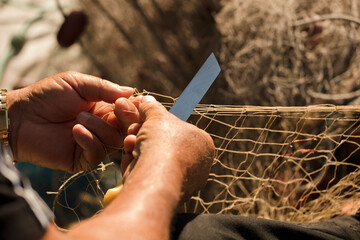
[56, 71, 134, 103]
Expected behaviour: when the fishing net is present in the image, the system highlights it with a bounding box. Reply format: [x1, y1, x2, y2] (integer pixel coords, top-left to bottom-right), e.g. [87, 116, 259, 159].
[50, 94, 360, 226]
[184, 102, 360, 222]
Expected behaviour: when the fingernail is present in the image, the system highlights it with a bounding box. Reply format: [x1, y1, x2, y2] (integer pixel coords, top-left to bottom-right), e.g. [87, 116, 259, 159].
[118, 98, 132, 111]
[118, 86, 134, 92]
[141, 95, 156, 103]
[78, 112, 91, 125]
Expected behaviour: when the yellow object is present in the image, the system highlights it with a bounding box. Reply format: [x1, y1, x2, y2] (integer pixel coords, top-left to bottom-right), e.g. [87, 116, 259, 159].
[103, 183, 123, 207]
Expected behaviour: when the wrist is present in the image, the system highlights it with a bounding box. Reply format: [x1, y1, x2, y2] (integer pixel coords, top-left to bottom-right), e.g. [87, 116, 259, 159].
[7, 88, 28, 160]
[118, 158, 183, 212]
[106, 155, 184, 233]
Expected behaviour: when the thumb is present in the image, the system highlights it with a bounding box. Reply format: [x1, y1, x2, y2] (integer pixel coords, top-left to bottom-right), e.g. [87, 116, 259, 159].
[138, 96, 168, 121]
[57, 71, 134, 103]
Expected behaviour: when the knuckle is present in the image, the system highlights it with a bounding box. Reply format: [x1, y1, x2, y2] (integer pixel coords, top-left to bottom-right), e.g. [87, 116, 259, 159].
[60, 70, 80, 80]
[190, 126, 215, 160]
[97, 77, 107, 88]
[142, 102, 161, 118]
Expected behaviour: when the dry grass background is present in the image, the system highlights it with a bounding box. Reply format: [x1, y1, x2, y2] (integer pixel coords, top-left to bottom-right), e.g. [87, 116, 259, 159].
[79, 0, 360, 106]
[218, 0, 360, 106]
[79, 0, 221, 98]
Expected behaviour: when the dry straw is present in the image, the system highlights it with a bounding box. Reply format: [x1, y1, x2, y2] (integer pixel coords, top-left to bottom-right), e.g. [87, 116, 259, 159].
[217, 0, 360, 106]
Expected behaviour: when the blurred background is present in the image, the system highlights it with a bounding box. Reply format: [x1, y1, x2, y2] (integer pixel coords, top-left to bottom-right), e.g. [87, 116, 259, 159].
[2, 0, 360, 228]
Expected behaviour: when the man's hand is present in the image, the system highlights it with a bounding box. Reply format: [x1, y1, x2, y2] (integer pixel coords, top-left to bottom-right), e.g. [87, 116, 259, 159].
[121, 96, 215, 201]
[7, 71, 139, 172]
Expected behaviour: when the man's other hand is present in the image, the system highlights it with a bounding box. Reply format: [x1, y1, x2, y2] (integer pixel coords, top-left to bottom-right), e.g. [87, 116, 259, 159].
[7, 71, 139, 172]
[121, 96, 215, 200]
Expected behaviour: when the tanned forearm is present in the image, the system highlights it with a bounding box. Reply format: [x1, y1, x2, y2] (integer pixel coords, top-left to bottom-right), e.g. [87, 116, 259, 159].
[65, 152, 183, 240]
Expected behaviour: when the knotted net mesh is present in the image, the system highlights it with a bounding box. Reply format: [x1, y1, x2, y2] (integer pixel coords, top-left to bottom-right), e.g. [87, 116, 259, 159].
[184, 102, 360, 222]
[51, 94, 360, 225]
